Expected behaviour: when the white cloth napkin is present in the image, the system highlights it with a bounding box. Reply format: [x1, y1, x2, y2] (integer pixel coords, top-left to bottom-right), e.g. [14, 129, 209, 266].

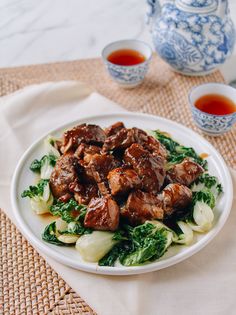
[1, 81, 236, 315]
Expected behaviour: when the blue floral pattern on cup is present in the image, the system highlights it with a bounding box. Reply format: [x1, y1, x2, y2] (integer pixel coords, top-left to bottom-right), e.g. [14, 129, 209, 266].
[148, 0, 235, 75]
[179, 0, 216, 8]
[191, 106, 236, 135]
[104, 61, 150, 86]
[189, 83, 236, 135]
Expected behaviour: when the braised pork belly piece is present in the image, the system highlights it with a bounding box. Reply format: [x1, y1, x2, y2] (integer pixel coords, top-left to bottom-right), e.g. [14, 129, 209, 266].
[84, 196, 119, 231]
[124, 143, 166, 193]
[61, 124, 106, 153]
[121, 183, 192, 225]
[161, 183, 192, 216]
[121, 190, 164, 225]
[74, 143, 101, 164]
[50, 152, 80, 202]
[86, 153, 120, 195]
[86, 154, 119, 183]
[131, 127, 167, 160]
[103, 128, 136, 152]
[73, 183, 99, 205]
[103, 127, 167, 160]
[107, 167, 141, 196]
[104, 121, 125, 137]
[166, 158, 204, 186]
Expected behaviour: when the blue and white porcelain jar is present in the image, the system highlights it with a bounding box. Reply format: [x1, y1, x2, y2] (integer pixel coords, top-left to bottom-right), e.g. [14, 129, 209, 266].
[147, 0, 235, 76]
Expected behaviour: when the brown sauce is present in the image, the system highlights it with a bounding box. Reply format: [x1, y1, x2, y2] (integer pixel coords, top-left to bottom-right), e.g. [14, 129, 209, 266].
[107, 49, 146, 66]
[195, 94, 236, 115]
[200, 153, 209, 159]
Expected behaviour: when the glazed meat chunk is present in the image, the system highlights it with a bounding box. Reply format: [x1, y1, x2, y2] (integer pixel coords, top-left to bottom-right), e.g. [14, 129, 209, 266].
[103, 127, 167, 160]
[68, 178, 99, 205]
[124, 143, 166, 193]
[74, 143, 101, 164]
[121, 190, 164, 225]
[107, 167, 141, 196]
[121, 184, 192, 225]
[132, 127, 167, 160]
[161, 183, 192, 216]
[103, 128, 136, 152]
[49, 152, 79, 202]
[87, 154, 120, 183]
[104, 122, 125, 137]
[84, 196, 119, 231]
[62, 124, 106, 153]
[166, 158, 204, 186]
[86, 153, 120, 195]
[74, 184, 99, 205]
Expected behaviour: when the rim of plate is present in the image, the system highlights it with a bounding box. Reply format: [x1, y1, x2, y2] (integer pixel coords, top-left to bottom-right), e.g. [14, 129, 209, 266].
[11, 112, 233, 276]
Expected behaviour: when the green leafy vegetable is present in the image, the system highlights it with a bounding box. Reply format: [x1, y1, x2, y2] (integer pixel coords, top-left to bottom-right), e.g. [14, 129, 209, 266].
[193, 189, 215, 209]
[30, 155, 57, 179]
[185, 188, 216, 233]
[152, 131, 179, 152]
[191, 173, 223, 198]
[152, 130, 207, 169]
[188, 201, 214, 233]
[99, 222, 173, 267]
[98, 243, 123, 266]
[194, 173, 219, 189]
[76, 206, 88, 223]
[62, 221, 92, 235]
[44, 135, 61, 158]
[49, 200, 91, 236]
[50, 199, 87, 223]
[112, 230, 128, 241]
[42, 221, 70, 246]
[21, 179, 53, 214]
[173, 221, 193, 245]
[21, 179, 49, 198]
[121, 223, 169, 266]
[30, 155, 57, 172]
[40, 155, 57, 179]
[30, 159, 42, 172]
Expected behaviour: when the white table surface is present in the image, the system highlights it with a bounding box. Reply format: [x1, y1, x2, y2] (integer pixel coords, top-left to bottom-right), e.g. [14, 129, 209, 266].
[1, 0, 236, 82]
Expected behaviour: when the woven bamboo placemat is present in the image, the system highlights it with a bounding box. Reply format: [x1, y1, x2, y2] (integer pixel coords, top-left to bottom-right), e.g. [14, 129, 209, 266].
[1, 55, 235, 315]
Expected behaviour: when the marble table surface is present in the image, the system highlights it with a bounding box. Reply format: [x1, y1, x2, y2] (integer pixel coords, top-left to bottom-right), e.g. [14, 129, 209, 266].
[1, 0, 236, 82]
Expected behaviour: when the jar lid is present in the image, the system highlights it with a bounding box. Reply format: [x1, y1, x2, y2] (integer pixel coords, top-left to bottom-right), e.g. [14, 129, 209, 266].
[176, 0, 218, 12]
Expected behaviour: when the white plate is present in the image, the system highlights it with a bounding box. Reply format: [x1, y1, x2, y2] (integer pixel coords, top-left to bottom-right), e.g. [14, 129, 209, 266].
[11, 113, 233, 275]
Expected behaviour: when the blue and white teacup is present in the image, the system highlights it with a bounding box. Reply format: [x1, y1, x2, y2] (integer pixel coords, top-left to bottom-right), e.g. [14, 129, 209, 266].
[189, 83, 236, 136]
[102, 39, 152, 88]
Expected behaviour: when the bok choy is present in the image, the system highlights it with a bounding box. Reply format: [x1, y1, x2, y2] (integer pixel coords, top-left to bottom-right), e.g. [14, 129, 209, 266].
[42, 221, 78, 245]
[30, 154, 57, 179]
[173, 221, 194, 245]
[30, 135, 60, 179]
[21, 179, 53, 214]
[76, 231, 118, 262]
[187, 190, 216, 233]
[151, 130, 207, 169]
[99, 221, 174, 267]
[44, 135, 61, 158]
[191, 173, 223, 199]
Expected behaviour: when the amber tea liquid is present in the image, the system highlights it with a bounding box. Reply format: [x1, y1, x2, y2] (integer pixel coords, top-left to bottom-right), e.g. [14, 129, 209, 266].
[195, 94, 236, 115]
[107, 49, 146, 66]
